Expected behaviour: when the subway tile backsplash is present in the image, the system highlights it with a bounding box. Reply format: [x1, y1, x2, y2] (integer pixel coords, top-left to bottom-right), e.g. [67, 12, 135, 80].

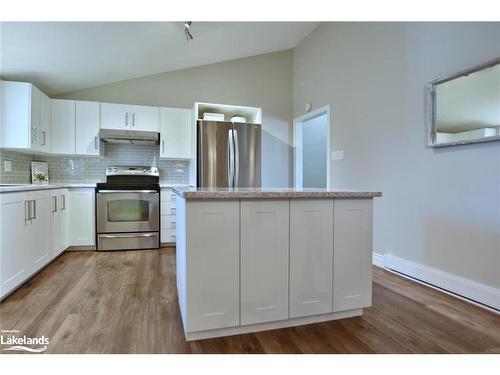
[0, 144, 189, 185]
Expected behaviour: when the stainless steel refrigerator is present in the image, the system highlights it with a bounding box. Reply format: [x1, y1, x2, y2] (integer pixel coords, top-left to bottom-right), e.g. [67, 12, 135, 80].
[197, 120, 261, 188]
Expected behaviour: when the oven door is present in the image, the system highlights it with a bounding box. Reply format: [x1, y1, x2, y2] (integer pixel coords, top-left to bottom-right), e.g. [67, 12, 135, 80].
[96, 190, 159, 233]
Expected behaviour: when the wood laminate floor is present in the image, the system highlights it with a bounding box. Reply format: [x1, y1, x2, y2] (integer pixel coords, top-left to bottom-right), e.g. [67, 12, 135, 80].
[1, 248, 499, 354]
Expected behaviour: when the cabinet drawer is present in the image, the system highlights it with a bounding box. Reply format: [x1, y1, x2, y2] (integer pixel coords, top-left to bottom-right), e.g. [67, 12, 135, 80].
[161, 214, 176, 229]
[161, 201, 177, 215]
[161, 228, 177, 243]
[161, 189, 177, 202]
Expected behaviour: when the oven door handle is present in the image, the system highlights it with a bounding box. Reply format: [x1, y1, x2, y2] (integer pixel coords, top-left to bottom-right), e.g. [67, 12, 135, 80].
[99, 233, 157, 238]
[97, 190, 158, 194]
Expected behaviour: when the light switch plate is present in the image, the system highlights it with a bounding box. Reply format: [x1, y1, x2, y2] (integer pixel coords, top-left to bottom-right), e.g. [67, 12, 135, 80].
[332, 150, 344, 160]
[4, 160, 12, 172]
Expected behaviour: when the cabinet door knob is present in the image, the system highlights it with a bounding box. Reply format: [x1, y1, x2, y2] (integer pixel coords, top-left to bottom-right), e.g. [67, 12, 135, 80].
[125, 112, 129, 126]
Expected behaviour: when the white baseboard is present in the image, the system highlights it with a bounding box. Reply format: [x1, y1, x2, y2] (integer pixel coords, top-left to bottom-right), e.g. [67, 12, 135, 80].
[383, 254, 500, 311]
[372, 252, 385, 268]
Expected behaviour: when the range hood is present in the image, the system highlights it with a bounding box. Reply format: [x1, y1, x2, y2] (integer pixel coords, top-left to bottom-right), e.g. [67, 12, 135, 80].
[98, 129, 160, 145]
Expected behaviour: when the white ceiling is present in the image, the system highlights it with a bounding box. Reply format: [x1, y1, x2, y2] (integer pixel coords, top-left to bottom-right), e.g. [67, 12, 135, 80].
[0, 22, 318, 96]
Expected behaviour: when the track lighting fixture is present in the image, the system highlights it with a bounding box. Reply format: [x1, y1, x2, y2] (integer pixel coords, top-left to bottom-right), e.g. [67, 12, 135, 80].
[184, 21, 193, 41]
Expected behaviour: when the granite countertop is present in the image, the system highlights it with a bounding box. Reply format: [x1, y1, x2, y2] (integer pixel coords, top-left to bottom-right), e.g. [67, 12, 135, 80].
[0, 183, 97, 193]
[0, 182, 192, 193]
[173, 187, 382, 199]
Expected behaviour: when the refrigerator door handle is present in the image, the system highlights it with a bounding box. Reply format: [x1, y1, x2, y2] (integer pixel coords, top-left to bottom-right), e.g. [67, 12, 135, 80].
[227, 129, 235, 187]
[233, 128, 239, 187]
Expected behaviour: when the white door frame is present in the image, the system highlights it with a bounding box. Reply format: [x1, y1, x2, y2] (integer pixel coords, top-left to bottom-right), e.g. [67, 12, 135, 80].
[293, 105, 331, 189]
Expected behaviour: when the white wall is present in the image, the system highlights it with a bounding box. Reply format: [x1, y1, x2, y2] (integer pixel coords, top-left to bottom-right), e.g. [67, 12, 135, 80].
[293, 22, 500, 289]
[58, 50, 293, 188]
[302, 114, 327, 188]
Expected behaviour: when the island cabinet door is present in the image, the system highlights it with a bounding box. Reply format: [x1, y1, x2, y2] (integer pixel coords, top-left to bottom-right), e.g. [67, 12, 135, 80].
[240, 200, 289, 325]
[186, 200, 240, 332]
[333, 199, 373, 312]
[290, 199, 334, 318]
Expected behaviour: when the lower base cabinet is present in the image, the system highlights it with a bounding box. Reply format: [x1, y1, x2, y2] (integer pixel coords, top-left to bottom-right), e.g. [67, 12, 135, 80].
[50, 189, 70, 258]
[0, 190, 51, 299]
[240, 200, 289, 325]
[177, 197, 375, 338]
[183, 200, 240, 332]
[1, 192, 30, 298]
[333, 199, 373, 312]
[289, 199, 334, 318]
[68, 188, 95, 247]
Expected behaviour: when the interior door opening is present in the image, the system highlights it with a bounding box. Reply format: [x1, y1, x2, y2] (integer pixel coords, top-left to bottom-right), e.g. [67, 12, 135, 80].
[293, 105, 331, 189]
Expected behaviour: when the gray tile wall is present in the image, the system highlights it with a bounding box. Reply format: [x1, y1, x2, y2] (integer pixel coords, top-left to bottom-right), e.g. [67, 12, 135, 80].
[0, 149, 36, 184]
[0, 144, 189, 185]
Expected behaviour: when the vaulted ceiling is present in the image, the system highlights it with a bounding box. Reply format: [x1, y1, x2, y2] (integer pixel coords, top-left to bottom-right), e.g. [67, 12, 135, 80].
[0, 22, 318, 95]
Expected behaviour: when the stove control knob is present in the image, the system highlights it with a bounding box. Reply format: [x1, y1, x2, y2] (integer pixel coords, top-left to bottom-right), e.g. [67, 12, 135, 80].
[113, 168, 117, 172]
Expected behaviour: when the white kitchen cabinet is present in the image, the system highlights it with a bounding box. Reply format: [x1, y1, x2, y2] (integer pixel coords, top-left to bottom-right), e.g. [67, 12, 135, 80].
[289, 199, 334, 318]
[27, 190, 52, 273]
[50, 189, 70, 258]
[51, 99, 76, 155]
[100, 103, 130, 130]
[39, 92, 52, 153]
[101, 102, 159, 132]
[68, 188, 95, 247]
[240, 200, 289, 325]
[333, 199, 373, 312]
[129, 105, 160, 132]
[160, 188, 177, 244]
[76, 101, 102, 156]
[1, 81, 47, 151]
[183, 200, 240, 332]
[0, 192, 30, 298]
[0, 190, 51, 300]
[160, 108, 192, 159]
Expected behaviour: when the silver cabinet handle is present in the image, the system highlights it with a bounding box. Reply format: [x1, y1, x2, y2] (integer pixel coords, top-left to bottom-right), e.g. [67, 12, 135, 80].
[31, 126, 36, 144]
[52, 196, 58, 213]
[32, 200, 36, 220]
[125, 112, 129, 126]
[25, 200, 30, 225]
[100, 233, 156, 239]
[132, 112, 135, 127]
[233, 128, 239, 187]
[61, 195, 66, 211]
[171, 207, 176, 214]
[98, 190, 158, 194]
[162, 140, 165, 154]
[227, 129, 235, 187]
[95, 136, 98, 149]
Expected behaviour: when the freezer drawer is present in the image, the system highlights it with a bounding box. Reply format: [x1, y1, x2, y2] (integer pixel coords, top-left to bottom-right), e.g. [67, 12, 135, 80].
[97, 232, 159, 251]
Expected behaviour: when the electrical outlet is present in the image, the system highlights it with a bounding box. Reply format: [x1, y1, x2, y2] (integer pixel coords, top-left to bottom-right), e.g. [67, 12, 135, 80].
[4, 160, 12, 172]
[331, 150, 344, 160]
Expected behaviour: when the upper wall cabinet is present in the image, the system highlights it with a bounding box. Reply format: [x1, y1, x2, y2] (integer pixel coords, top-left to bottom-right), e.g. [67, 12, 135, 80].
[101, 103, 159, 132]
[160, 108, 192, 159]
[76, 101, 102, 156]
[51, 99, 76, 155]
[1, 81, 51, 152]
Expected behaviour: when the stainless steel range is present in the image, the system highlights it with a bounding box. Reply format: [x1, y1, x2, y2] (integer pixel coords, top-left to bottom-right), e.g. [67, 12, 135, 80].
[95, 166, 160, 251]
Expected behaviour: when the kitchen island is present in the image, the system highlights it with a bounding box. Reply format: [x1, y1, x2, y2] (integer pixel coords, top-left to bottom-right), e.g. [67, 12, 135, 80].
[173, 187, 382, 341]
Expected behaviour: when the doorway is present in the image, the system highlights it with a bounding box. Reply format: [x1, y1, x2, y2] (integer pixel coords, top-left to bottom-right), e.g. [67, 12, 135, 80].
[293, 105, 331, 189]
